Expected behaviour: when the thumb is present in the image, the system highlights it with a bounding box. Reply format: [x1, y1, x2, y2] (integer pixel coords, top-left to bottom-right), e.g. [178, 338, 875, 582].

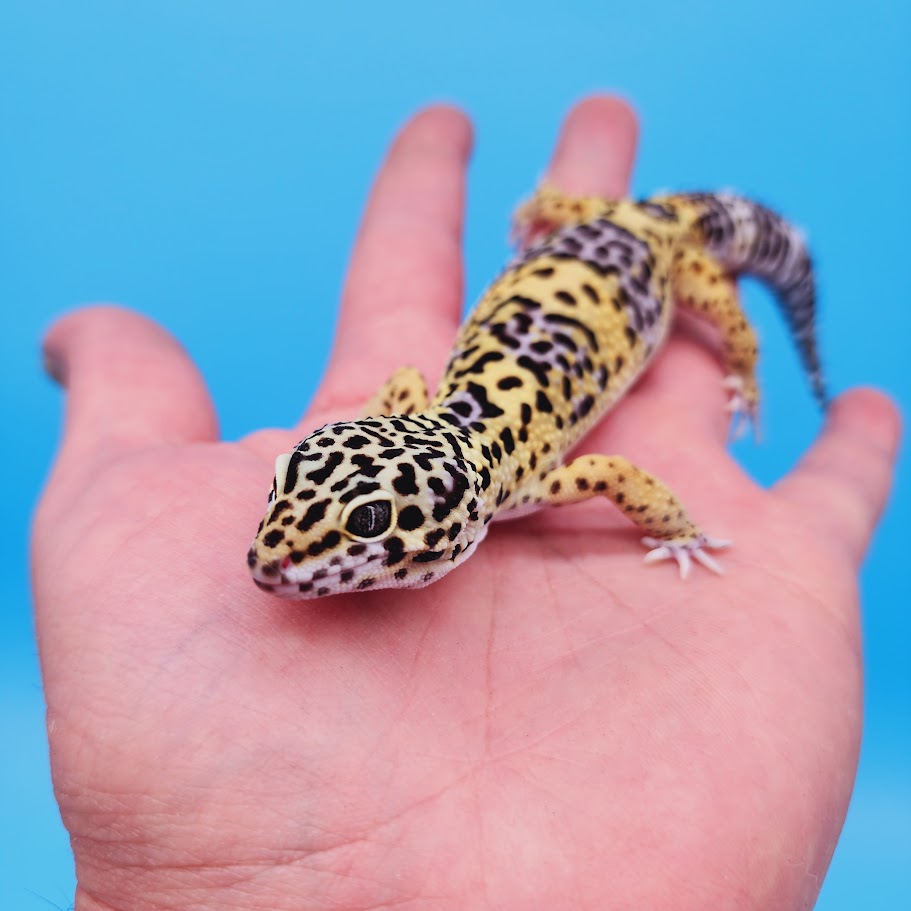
[43, 306, 219, 471]
[773, 388, 901, 565]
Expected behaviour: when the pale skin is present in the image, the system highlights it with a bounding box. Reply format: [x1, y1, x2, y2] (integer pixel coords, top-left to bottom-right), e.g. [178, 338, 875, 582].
[34, 97, 900, 911]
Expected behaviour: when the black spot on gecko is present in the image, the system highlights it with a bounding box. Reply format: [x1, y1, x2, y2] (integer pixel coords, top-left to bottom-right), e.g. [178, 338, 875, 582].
[508, 294, 543, 311]
[424, 528, 446, 549]
[296, 499, 330, 533]
[338, 480, 381, 504]
[383, 536, 406, 566]
[306, 452, 344, 485]
[308, 530, 341, 557]
[414, 550, 444, 563]
[262, 528, 285, 549]
[544, 313, 600, 352]
[466, 381, 505, 418]
[393, 462, 419, 496]
[517, 355, 551, 387]
[268, 500, 292, 524]
[398, 505, 425, 530]
[453, 351, 506, 378]
[536, 390, 553, 413]
[282, 451, 303, 493]
[560, 235, 582, 254]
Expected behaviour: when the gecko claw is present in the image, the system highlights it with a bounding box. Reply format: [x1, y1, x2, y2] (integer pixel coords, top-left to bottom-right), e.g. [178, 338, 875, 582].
[722, 375, 760, 443]
[641, 535, 731, 579]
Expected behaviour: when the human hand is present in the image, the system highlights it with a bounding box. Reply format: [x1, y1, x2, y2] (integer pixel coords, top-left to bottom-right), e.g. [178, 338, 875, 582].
[34, 96, 899, 910]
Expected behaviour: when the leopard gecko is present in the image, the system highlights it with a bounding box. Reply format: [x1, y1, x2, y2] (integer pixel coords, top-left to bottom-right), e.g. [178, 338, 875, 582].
[247, 186, 825, 597]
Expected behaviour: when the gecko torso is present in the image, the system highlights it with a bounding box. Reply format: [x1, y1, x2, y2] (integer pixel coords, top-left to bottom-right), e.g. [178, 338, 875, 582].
[248, 188, 824, 597]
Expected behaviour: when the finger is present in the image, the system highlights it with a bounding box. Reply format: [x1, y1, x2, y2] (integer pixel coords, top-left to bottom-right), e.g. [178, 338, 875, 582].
[773, 388, 901, 564]
[546, 95, 639, 197]
[43, 305, 219, 467]
[311, 105, 473, 420]
[545, 97, 731, 442]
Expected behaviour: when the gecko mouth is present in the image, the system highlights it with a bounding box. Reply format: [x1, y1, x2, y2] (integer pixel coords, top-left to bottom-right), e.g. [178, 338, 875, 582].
[248, 548, 385, 598]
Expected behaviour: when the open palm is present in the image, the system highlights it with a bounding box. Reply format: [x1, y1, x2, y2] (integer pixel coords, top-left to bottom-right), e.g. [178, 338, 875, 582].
[34, 98, 899, 911]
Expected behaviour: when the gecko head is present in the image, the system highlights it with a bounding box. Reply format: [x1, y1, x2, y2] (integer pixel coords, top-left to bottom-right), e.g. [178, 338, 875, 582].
[247, 416, 486, 599]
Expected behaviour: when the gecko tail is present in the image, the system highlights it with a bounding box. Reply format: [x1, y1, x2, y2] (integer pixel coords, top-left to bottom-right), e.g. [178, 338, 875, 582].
[678, 192, 828, 410]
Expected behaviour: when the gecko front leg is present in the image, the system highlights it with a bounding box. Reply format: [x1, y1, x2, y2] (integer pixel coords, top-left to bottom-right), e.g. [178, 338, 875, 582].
[361, 366, 429, 418]
[530, 454, 729, 578]
[512, 184, 618, 248]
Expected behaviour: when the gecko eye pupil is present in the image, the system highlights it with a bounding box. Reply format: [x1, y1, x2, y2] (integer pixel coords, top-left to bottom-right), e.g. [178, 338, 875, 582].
[345, 500, 393, 538]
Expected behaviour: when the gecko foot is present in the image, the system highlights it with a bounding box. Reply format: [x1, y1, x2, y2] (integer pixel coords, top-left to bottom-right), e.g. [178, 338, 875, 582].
[722, 375, 760, 442]
[641, 535, 731, 580]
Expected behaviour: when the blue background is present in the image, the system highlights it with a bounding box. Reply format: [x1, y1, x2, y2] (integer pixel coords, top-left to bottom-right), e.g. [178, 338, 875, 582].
[1, 1, 908, 907]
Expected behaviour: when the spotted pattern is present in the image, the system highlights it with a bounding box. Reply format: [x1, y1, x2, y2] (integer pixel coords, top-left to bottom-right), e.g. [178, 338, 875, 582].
[248, 188, 825, 597]
[684, 192, 825, 405]
[515, 218, 665, 351]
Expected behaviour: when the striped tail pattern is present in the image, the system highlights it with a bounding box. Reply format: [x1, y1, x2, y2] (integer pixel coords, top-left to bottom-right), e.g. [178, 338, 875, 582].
[684, 192, 827, 408]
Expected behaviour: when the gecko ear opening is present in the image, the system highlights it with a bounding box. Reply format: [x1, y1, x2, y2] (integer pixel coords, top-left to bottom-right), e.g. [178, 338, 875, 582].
[342, 493, 397, 542]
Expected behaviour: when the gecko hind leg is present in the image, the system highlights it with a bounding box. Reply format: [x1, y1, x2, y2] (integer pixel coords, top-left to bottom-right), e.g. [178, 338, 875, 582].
[672, 246, 761, 440]
[361, 366, 429, 418]
[512, 184, 617, 249]
[533, 453, 729, 579]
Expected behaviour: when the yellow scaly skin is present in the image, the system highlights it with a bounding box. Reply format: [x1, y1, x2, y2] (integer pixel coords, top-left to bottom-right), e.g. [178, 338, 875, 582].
[247, 186, 825, 598]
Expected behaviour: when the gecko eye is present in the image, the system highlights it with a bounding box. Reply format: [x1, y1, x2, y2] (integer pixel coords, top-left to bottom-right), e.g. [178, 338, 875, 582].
[343, 495, 395, 541]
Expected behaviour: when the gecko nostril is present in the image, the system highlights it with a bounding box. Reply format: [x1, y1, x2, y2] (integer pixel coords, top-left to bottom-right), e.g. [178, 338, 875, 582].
[259, 560, 280, 578]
